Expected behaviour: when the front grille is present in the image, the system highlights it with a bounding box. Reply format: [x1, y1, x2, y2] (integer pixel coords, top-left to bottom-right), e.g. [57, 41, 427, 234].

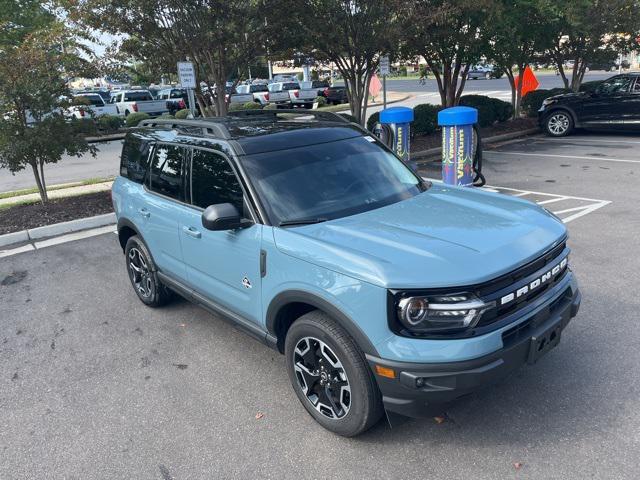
[475, 242, 569, 329]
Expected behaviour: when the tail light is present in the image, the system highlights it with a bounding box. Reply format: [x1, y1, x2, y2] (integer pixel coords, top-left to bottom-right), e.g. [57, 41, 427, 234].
[78, 108, 85, 117]
[293, 90, 299, 98]
[323, 88, 329, 97]
[132, 103, 138, 112]
[265, 93, 269, 101]
[179, 100, 186, 109]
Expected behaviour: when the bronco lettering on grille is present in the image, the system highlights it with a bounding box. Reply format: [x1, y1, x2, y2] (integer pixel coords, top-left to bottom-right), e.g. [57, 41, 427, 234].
[500, 257, 568, 306]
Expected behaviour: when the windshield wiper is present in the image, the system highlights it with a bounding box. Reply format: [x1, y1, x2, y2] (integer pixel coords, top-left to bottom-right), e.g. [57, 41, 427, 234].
[278, 217, 328, 227]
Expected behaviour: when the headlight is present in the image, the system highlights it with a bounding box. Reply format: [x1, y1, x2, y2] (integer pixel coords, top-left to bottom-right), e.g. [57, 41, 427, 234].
[396, 293, 493, 335]
[541, 98, 557, 107]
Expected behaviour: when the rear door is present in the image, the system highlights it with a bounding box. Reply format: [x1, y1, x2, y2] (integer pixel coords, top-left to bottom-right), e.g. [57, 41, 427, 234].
[141, 143, 191, 282]
[180, 147, 264, 326]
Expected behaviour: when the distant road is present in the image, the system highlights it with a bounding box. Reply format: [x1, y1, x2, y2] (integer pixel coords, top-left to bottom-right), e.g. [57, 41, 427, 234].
[381, 71, 614, 93]
[0, 139, 123, 193]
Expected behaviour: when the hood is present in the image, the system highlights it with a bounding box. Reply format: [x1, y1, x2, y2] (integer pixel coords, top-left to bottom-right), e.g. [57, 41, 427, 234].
[549, 92, 586, 102]
[273, 183, 567, 289]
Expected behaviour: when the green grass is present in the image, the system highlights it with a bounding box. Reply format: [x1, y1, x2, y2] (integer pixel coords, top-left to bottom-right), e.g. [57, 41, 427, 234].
[0, 176, 114, 200]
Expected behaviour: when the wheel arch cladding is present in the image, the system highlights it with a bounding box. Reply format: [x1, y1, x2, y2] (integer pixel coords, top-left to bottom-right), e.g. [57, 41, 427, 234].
[266, 290, 380, 356]
[117, 219, 139, 251]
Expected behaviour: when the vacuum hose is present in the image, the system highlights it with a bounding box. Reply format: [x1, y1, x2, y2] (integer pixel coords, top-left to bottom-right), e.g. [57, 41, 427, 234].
[472, 124, 486, 187]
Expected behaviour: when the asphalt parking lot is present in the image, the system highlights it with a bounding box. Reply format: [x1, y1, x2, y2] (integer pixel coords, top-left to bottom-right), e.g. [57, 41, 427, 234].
[2, 132, 639, 479]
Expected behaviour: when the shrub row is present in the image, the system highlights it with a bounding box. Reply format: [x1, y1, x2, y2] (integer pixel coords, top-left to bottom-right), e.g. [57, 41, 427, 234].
[458, 95, 513, 126]
[366, 95, 512, 136]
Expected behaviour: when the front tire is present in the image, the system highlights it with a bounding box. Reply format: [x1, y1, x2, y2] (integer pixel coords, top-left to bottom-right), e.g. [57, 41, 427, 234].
[124, 235, 173, 307]
[284, 311, 384, 437]
[544, 111, 574, 137]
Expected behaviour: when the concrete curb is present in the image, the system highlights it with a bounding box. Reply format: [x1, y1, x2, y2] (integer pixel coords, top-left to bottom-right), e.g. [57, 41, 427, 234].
[86, 133, 126, 143]
[412, 127, 541, 161]
[0, 212, 116, 248]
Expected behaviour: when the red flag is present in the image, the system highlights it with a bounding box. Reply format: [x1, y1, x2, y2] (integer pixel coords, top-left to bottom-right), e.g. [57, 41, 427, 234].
[514, 66, 539, 97]
[369, 74, 382, 98]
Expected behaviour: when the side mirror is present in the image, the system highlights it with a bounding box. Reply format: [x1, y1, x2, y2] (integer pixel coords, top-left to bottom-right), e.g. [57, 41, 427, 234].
[201, 203, 251, 231]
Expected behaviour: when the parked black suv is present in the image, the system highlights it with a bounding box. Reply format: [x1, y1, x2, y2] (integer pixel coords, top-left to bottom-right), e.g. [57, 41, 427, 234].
[538, 73, 640, 136]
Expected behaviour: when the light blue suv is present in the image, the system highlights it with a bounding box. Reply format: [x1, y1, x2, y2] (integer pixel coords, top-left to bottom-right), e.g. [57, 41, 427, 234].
[112, 111, 581, 436]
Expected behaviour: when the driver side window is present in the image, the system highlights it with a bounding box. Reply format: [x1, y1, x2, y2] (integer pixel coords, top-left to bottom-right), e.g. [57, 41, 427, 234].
[190, 148, 246, 216]
[599, 76, 632, 94]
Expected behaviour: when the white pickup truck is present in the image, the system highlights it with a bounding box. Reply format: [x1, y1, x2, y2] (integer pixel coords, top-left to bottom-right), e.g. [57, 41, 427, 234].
[109, 90, 168, 117]
[267, 82, 300, 107]
[234, 84, 270, 105]
[295, 81, 322, 108]
[67, 94, 119, 119]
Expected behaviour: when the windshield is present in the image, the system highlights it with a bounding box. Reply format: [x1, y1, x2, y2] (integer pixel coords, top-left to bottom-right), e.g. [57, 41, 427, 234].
[241, 136, 427, 225]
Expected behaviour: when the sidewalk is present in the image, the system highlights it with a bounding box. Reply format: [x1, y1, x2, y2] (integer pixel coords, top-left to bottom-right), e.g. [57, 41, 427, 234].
[0, 180, 113, 207]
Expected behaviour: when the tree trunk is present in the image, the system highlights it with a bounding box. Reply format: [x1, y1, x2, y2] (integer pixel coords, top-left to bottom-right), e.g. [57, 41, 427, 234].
[30, 161, 47, 204]
[505, 70, 517, 119]
[360, 71, 373, 127]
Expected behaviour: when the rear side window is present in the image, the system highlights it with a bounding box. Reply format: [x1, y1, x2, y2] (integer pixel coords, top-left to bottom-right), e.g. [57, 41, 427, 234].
[120, 134, 151, 184]
[124, 91, 153, 101]
[149, 144, 187, 201]
[190, 149, 244, 213]
[282, 82, 299, 90]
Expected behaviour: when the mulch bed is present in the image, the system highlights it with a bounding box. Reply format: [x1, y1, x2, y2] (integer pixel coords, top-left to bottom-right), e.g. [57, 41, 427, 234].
[410, 117, 539, 153]
[0, 191, 113, 235]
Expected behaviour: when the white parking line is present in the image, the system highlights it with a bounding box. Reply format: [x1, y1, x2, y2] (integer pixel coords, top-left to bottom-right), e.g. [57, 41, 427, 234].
[424, 177, 611, 224]
[544, 138, 640, 145]
[486, 150, 640, 164]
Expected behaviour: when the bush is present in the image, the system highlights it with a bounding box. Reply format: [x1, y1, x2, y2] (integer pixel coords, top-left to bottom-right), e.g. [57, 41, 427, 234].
[174, 109, 190, 119]
[125, 112, 150, 127]
[70, 117, 97, 136]
[521, 88, 570, 117]
[314, 96, 327, 107]
[458, 95, 498, 127]
[338, 112, 358, 123]
[156, 113, 175, 119]
[398, 65, 408, 76]
[263, 103, 278, 110]
[490, 98, 513, 123]
[229, 101, 263, 112]
[458, 95, 513, 125]
[96, 115, 122, 133]
[412, 104, 442, 135]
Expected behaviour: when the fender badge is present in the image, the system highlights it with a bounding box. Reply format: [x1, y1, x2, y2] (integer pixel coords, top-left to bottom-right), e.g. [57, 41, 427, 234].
[242, 277, 252, 289]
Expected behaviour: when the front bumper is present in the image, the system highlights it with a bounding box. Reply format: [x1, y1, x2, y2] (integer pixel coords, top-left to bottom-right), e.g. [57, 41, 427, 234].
[366, 286, 581, 418]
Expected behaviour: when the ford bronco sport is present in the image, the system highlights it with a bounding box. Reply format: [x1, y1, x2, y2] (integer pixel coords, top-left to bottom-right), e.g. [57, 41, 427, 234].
[112, 110, 581, 436]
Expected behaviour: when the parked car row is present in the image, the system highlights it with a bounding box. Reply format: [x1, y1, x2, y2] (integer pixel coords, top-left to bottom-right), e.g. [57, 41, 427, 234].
[228, 80, 333, 109]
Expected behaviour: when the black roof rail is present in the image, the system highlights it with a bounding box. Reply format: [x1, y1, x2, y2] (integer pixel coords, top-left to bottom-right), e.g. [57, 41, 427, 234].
[226, 109, 350, 123]
[138, 118, 231, 139]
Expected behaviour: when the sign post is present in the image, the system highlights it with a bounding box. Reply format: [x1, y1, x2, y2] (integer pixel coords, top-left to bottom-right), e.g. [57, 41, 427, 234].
[177, 61, 197, 118]
[379, 56, 390, 109]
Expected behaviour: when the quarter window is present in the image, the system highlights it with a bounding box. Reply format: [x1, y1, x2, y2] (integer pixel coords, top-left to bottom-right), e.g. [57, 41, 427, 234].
[120, 133, 151, 184]
[149, 145, 186, 201]
[190, 149, 244, 213]
[598, 76, 632, 94]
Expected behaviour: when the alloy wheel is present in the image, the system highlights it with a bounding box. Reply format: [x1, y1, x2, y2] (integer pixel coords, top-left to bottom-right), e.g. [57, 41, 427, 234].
[293, 336, 351, 419]
[547, 113, 570, 135]
[128, 247, 153, 298]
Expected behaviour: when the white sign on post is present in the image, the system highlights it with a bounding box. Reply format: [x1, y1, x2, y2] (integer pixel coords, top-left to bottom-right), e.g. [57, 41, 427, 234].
[379, 56, 390, 76]
[177, 61, 196, 88]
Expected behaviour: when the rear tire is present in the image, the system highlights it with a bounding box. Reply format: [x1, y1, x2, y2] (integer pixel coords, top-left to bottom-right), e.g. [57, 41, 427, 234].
[544, 111, 574, 137]
[124, 235, 173, 307]
[284, 311, 384, 437]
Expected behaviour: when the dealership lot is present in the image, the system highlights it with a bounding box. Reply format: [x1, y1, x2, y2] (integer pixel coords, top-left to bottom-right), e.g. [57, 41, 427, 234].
[1, 132, 639, 479]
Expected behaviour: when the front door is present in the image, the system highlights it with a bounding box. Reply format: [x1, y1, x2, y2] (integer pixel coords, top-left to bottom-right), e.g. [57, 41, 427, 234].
[577, 75, 634, 127]
[625, 77, 640, 130]
[180, 147, 263, 326]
